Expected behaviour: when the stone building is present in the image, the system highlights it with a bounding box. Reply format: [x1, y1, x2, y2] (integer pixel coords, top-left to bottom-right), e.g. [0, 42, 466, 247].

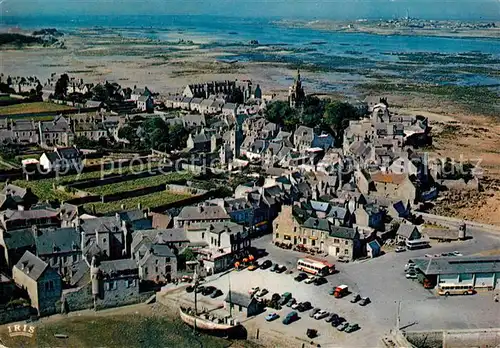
[33, 226, 82, 280]
[12, 251, 62, 316]
[174, 204, 230, 228]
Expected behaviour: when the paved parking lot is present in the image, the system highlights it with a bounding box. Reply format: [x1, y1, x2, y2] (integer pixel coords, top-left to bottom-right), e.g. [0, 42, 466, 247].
[164, 228, 500, 347]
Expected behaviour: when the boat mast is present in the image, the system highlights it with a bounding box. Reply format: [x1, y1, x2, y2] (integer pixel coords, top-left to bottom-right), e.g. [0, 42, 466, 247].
[228, 272, 232, 317]
[193, 269, 198, 335]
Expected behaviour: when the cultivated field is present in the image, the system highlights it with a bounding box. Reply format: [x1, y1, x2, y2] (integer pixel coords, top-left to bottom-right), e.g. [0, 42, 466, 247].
[0, 102, 75, 116]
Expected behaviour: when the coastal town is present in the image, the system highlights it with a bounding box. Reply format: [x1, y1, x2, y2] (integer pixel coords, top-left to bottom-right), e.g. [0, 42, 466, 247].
[0, 64, 499, 348]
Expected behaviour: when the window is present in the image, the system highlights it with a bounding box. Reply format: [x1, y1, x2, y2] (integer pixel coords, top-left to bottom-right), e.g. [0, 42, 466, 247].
[165, 265, 171, 273]
[165, 257, 170, 263]
[334, 239, 339, 244]
[312, 239, 316, 247]
[63, 256, 67, 263]
[275, 233, 279, 239]
[73, 255, 78, 262]
[293, 226, 297, 232]
[344, 249, 349, 255]
[345, 241, 349, 245]
[284, 235, 291, 241]
[145, 267, 148, 275]
[201, 232, 205, 239]
[155, 267, 159, 273]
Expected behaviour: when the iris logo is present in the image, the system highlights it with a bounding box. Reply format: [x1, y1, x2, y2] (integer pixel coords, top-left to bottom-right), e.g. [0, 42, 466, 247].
[7, 324, 36, 338]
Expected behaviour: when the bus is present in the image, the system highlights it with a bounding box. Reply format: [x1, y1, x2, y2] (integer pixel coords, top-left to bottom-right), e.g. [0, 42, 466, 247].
[297, 258, 335, 276]
[437, 284, 475, 296]
[405, 239, 430, 250]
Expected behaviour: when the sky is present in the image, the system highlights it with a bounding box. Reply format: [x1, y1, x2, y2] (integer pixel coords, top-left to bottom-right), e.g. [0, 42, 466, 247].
[2, 0, 500, 20]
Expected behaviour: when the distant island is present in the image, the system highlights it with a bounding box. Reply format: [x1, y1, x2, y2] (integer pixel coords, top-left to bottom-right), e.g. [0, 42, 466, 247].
[275, 18, 500, 39]
[0, 28, 65, 48]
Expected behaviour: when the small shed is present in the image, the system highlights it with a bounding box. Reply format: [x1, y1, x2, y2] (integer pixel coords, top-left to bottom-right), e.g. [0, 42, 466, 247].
[224, 291, 262, 317]
[396, 224, 421, 244]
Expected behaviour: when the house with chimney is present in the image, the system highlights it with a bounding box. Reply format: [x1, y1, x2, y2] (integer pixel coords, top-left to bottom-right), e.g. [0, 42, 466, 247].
[12, 251, 62, 315]
[38, 116, 74, 147]
[39, 146, 83, 172]
[174, 204, 230, 228]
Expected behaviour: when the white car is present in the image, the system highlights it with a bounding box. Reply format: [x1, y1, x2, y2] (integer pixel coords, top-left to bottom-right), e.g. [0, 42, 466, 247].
[406, 272, 417, 279]
[314, 310, 329, 320]
[304, 276, 317, 284]
[425, 254, 434, 258]
[291, 302, 301, 310]
[452, 251, 463, 256]
[395, 247, 406, 253]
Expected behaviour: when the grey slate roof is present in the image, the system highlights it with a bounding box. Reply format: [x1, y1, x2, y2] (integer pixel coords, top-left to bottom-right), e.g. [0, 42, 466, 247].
[1, 208, 58, 221]
[177, 205, 229, 221]
[151, 244, 175, 258]
[79, 216, 124, 235]
[34, 227, 80, 255]
[397, 224, 418, 238]
[15, 251, 48, 281]
[99, 259, 138, 274]
[302, 217, 357, 240]
[2, 184, 28, 199]
[411, 256, 500, 276]
[2, 228, 35, 250]
[224, 291, 254, 307]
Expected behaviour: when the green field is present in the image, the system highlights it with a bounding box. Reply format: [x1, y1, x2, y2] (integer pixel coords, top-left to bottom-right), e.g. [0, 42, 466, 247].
[0, 102, 76, 116]
[1, 313, 248, 348]
[85, 171, 193, 195]
[84, 190, 192, 214]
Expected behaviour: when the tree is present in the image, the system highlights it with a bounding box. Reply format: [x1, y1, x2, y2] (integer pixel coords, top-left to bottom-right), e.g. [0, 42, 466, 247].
[142, 118, 170, 151]
[264, 100, 299, 131]
[118, 125, 137, 145]
[54, 73, 69, 98]
[92, 84, 108, 102]
[169, 123, 189, 151]
[324, 101, 358, 142]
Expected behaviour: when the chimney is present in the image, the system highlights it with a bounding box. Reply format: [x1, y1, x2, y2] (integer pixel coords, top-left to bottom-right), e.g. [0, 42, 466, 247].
[137, 203, 142, 210]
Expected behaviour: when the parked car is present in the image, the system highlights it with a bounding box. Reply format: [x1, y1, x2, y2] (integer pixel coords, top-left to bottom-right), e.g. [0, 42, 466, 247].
[406, 272, 417, 279]
[314, 310, 329, 320]
[325, 313, 337, 323]
[202, 286, 216, 296]
[337, 322, 349, 331]
[282, 311, 299, 325]
[260, 260, 272, 269]
[249, 287, 260, 296]
[195, 286, 205, 294]
[271, 294, 281, 302]
[279, 292, 292, 306]
[404, 261, 414, 271]
[309, 308, 321, 318]
[291, 302, 301, 310]
[265, 312, 280, 322]
[395, 246, 406, 253]
[304, 276, 316, 284]
[350, 294, 361, 303]
[452, 251, 463, 256]
[256, 288, 269, 297]
[270, 264, 279, 272]
[286, 298, 296, 307]
[337, 255, 350, 263]
[294, 272, 308, 282]
[297, 301, 312, 312]
[181, 275, 193, 283]
[186, 285, 194, 293]
[345, 323, 360, 333]
[210, 289, 223, 298]
[276, 265, 287, 273]
[314, 277, 327, 286]
[359, 297, 371, 306]
[425, 254, 434, 258]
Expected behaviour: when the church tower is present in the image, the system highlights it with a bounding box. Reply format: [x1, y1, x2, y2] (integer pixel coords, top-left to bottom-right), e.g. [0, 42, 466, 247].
[288, 69, 305, 108]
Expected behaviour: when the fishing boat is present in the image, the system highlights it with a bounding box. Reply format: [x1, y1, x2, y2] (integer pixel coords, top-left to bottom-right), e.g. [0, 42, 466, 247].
[179, 307, 241, 335]
[179, 270, 241, 336]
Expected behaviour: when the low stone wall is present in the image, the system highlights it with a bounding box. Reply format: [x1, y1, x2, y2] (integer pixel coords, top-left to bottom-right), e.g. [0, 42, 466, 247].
[418, 212, 500, 234]
[405, 329, 500, 348]
[0, 305, 33, 325]
[62, 284, 155, 312]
